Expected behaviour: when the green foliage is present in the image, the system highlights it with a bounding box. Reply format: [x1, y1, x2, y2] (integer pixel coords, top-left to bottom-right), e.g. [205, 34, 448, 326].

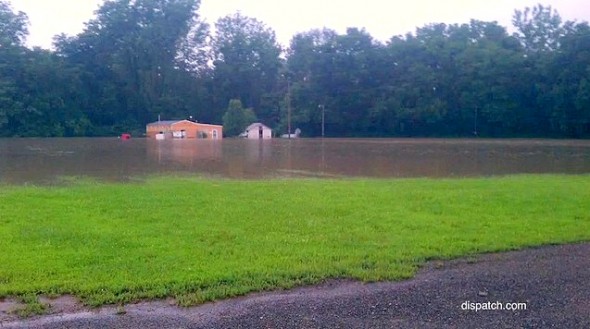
[0, 0, 28, 47]
[222, 99, 257, 136]
[0, 2, 589, 137]
[0, 175, 588, 307]
[211, 13, 282, 124]
[54, 0, 209, 133]
[15, 294, 48, 318]
[512, 4, 563, 54]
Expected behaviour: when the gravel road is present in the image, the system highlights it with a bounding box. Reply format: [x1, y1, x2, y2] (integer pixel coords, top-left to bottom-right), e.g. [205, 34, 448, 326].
[2, 243, 589, 329]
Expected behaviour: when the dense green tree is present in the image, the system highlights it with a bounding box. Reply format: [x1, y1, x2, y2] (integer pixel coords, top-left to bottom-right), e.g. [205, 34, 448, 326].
[222, 99, 257, 137]
[546, 22, 590, 136]
[285, 29, 338, 136]
[0, 1, 588, 138]
[211, 13, 282, 125]
[0, 0, 27, 47]
[1, 1, 91, 137]
[512, 4, 564, 54]
[6, 49, 91, 137]
[287, 28, 388, 136]
[54, 0, 208, 134]
[0, 0, 28, 131]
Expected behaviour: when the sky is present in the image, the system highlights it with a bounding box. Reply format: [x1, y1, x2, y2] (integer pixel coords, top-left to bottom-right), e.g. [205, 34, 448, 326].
[9, 0, 590, 49]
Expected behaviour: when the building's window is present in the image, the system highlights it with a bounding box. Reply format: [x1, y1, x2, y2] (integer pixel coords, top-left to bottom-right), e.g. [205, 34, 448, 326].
[212, 130, 218, 139]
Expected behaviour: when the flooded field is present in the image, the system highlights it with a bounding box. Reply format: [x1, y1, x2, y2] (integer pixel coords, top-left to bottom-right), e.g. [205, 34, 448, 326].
[0, 138, 589, 184]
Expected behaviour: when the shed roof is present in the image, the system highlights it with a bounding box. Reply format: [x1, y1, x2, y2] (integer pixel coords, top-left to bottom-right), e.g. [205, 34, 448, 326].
[245, 123, 272, 131]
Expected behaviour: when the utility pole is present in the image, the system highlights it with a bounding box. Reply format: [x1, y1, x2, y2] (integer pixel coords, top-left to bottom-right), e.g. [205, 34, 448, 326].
[282, 71, 294, 139]
[319, 104, 325, 138]
[474, 107, 478, 137]
[287, 78, 291, 139]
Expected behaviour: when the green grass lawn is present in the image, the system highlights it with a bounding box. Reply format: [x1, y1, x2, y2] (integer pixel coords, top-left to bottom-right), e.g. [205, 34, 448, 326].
[1, 175, 589, 309]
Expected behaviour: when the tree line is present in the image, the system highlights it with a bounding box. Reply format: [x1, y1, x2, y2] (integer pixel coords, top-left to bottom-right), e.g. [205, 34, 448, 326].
[1, 0, 589, 138]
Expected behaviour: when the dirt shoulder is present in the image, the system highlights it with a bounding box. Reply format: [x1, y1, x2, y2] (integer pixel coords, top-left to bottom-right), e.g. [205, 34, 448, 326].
[2, 243, 589, 328]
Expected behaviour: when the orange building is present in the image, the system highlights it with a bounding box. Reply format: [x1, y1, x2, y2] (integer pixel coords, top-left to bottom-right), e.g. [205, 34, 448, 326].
[146, 120, 223, 140]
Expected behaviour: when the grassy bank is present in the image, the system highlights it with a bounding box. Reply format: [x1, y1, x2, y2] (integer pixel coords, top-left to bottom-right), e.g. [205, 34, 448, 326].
[1, 175, 589, 308]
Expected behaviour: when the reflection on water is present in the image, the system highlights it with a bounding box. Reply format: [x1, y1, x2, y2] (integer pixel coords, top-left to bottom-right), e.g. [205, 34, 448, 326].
[0, 138, 589, 184]
[147, 139, 223, 166]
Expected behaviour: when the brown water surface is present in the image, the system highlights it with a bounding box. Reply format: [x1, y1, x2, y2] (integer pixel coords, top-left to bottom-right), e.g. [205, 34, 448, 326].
[0, 138, 589, 184]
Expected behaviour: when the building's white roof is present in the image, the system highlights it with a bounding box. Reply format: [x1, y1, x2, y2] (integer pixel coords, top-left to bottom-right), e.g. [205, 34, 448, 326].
[245, 123, 272, 131]
[147, 120, 184, 126]
[147, 120, 222, 128]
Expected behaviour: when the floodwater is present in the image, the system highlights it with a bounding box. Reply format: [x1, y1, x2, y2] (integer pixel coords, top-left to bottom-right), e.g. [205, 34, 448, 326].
[0, 138, 589, 184]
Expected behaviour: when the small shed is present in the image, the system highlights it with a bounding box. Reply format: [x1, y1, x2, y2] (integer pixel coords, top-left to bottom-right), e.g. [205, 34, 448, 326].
[244, 123, 272, 139]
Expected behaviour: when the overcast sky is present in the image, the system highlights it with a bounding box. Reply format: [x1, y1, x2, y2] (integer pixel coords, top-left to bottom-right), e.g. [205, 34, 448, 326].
[10, 0, 590, 49]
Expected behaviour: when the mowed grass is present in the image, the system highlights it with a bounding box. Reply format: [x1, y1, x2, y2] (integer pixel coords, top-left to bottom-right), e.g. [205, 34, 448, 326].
[0, 175, 589, 308]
